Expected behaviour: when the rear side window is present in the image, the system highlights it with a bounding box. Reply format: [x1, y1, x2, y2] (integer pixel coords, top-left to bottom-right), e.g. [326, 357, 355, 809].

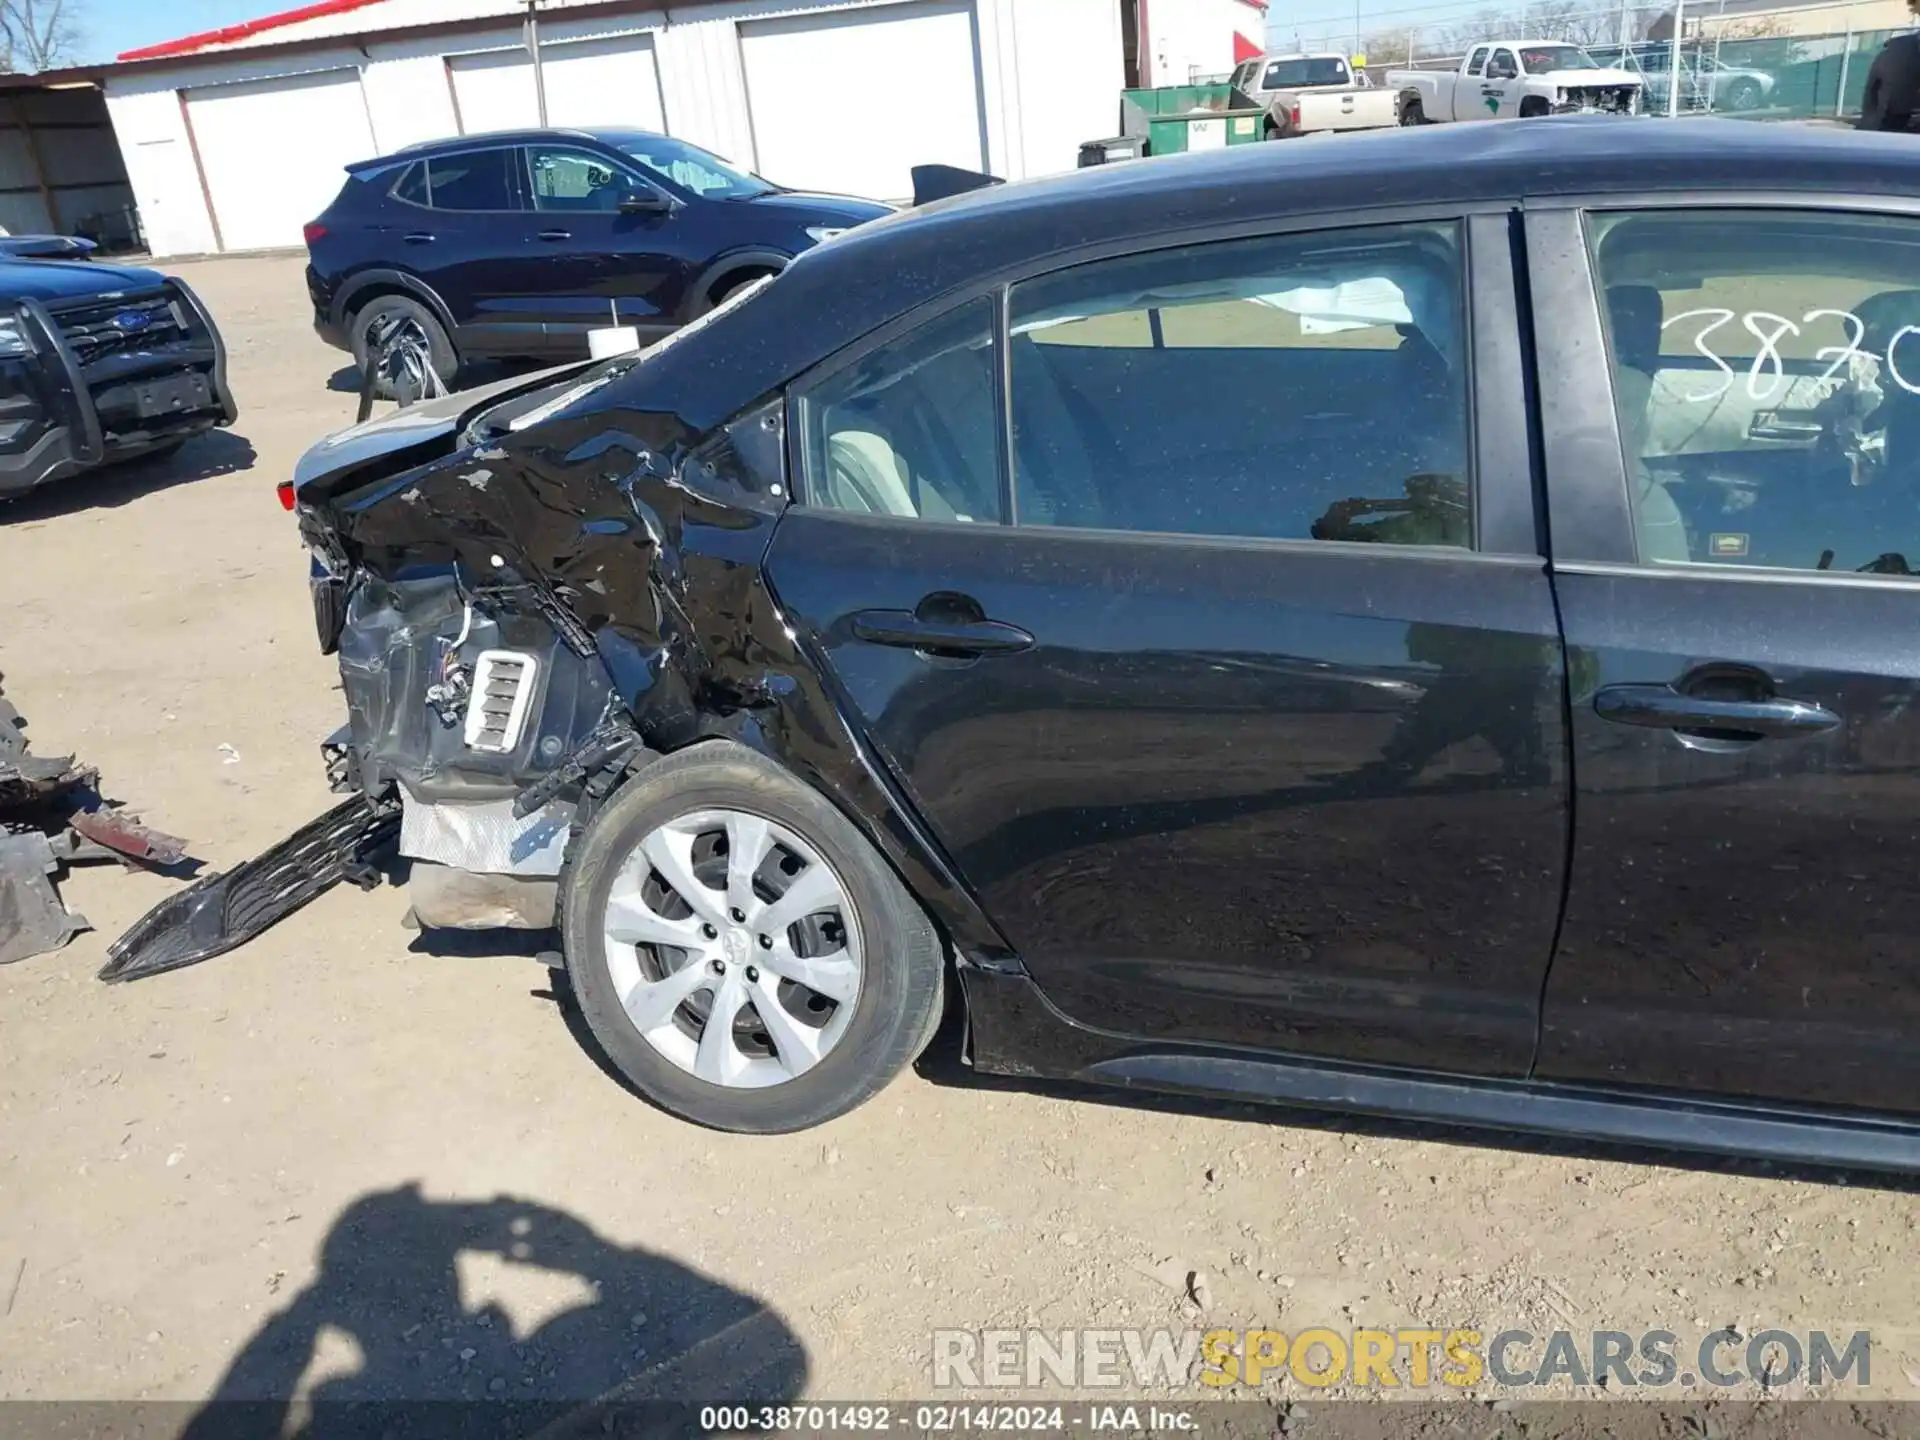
[1466, 47, 1490, 76]
[1006, 221, 1471, 545]
[798, 298, 1004, 524]
[1591, 207, 1920, 576]
[424, 149, 517, 211]
[391, 162, 429, 208]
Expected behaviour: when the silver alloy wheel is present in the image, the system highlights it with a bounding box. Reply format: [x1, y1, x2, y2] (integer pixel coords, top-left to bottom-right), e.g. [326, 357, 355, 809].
[600, 807, 864, 1089]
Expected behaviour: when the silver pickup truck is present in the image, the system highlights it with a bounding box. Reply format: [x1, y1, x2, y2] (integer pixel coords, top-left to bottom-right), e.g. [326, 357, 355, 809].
[1229, 52, 1400, 137]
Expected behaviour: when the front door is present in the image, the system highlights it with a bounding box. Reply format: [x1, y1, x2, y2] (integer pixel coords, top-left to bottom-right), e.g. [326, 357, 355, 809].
[1478, 46, 1526, 118]
[765, 213, 1571, 1076]
[393, 145, 543, 358]
[1530, 202, 1920, 1114]
[518, 143, 684, 349]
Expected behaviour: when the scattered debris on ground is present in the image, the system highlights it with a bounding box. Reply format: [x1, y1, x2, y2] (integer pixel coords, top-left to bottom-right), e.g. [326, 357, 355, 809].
[0, 675, 189, 965]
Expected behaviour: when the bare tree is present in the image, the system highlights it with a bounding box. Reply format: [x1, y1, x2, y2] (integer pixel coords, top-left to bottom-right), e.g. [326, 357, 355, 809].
[0, 0, 83, 73]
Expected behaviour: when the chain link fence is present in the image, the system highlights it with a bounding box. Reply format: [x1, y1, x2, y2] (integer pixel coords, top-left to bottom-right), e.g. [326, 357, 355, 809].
[1238, 0, 1913, 121]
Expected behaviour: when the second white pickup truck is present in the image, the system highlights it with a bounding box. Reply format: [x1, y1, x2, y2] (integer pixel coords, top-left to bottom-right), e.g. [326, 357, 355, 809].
[1388, 40, 1641, 124]
[1229, 53, 1399, 137]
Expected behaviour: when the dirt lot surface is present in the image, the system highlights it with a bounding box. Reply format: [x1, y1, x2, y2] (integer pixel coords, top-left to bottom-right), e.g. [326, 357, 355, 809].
[2, 255, 1918, 1424]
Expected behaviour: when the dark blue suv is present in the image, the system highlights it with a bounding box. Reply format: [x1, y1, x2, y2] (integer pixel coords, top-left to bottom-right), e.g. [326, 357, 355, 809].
[305, 128, 891, 385]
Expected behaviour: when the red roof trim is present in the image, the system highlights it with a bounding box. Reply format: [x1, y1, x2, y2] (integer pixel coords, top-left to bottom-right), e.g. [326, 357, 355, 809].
[117, 0, 388, 61]
[1233, 0, 1271, 12]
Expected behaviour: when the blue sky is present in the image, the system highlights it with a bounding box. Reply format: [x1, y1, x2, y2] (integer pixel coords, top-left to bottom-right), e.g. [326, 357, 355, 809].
[83, 0, 270, 61]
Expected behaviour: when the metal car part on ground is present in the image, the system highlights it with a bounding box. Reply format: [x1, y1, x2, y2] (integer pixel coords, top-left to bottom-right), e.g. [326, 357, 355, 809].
[0, 678, 189, 966]
[104, 124, 1920, 1172]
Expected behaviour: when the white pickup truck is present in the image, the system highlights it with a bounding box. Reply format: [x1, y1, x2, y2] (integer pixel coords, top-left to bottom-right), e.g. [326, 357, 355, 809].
[1388, 40, 1641, 124]
[1228, 52, 1399, 137]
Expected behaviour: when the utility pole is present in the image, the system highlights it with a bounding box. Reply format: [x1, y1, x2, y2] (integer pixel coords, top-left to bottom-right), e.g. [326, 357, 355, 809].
[525, 0, 549, 126]
[1667, 0, 1683, 115]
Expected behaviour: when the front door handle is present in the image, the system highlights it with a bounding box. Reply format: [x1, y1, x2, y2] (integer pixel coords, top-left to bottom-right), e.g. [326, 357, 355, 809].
[537, 229, 572, 242]
[851, 609, 1034, 657]
[1594, 683, 1840, 740]
[403, 231, 435, 244]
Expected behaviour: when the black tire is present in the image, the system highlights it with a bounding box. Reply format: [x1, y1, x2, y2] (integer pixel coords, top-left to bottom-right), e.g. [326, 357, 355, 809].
[707, 268, 779, 312]
[349, 293, 457, 400]
[1859, 35, 1920, 132]
[1399, 95, 1428, 126]
[1724, 78, 1763, 112]
[561, 742, 945, 1133]
[1519, 95, 1550, 118]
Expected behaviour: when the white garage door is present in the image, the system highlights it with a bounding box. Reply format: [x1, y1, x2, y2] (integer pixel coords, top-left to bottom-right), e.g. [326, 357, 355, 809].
[740, 0, 984, 203]
[186, 70, 376, 252]
[449, 35, 665, 135]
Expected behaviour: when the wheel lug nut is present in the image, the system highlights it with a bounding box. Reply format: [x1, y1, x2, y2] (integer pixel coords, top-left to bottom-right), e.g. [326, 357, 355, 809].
[701, 924, 717, 939]
[729, 907, 746, 923]
[709, 958, 726, 975]
[758, 934, 772, 949]
[746, 966, 759, 983]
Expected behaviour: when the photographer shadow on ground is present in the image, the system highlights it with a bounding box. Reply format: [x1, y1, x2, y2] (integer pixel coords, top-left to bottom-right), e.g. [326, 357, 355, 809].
[182, 1183, 807, 1439]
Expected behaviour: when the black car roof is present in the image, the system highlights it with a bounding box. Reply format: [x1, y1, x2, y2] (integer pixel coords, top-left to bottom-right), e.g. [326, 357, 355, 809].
[611, 118, 1920, 435]
[351, 127, 655, 170]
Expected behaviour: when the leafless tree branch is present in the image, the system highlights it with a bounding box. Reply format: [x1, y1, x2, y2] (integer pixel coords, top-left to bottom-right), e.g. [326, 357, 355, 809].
[0, 0, 84, 74]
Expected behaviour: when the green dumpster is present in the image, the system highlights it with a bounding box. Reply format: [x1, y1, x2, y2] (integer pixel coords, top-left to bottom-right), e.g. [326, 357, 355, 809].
[1121, 83, 1265, 155]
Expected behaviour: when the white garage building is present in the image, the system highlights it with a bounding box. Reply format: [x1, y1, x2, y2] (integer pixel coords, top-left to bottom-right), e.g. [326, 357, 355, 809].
[103, 0, 1265, 259]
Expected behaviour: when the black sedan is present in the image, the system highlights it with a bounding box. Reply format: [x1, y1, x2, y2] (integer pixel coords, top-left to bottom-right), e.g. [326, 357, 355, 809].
[117, 118, 1920, 1170]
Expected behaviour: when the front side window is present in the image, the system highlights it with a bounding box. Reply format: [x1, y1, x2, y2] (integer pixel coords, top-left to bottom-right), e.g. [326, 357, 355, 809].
[799, 297, 1004, 523]
[425, 149, 516, 211]
[526, 147, 638, 212]
[610, 133, 774, 199]
[1590, 208, 1920, 575]
[1006, 221, 1471, 546]
[1486, 49, 1519, 79]
[1520, 44, 1601, 73]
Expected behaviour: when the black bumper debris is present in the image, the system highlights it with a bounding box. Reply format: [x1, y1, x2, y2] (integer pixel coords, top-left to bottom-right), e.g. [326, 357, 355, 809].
[1, 675, 190, 965]
[100, 793, 400, 983]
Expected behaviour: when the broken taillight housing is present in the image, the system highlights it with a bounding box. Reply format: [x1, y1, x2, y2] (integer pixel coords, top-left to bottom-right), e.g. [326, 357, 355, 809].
[276, 479, 296, 511]
[1290, 103, 1302, 129]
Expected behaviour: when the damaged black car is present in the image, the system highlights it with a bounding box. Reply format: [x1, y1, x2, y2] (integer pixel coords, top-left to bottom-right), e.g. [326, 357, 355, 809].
[0, 249, 237, 499]
[105, 121, 1920, 1170]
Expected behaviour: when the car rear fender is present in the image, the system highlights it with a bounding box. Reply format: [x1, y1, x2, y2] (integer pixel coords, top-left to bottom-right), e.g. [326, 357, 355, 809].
[332, 268, 457, 335]
[304, 385, 1014, 965]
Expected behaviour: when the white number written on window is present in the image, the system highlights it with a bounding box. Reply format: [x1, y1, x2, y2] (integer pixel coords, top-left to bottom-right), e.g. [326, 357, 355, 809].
[1658, 306, 1920, 403]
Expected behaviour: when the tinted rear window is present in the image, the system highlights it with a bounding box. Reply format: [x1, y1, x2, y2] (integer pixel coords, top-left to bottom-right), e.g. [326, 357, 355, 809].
[426, 150, 516, 211]
[1263, 57, 1350, 87]
[392, 162, 429, 207]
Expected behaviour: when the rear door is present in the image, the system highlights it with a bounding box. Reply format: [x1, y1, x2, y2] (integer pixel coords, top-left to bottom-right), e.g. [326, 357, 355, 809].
[765, 210, 1572, 1076]
[1527, 201, 1920, 1114]
[392, 147, 541, 357]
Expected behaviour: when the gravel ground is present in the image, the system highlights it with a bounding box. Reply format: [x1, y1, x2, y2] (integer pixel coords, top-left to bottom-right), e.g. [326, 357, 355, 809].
[0, 255, 1916, 1425]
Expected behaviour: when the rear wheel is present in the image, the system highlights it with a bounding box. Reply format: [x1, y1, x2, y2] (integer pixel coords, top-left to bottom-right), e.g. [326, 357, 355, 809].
[561, 743, 944, 1133]
[1724, 77, 1764, 111]
[1399, 95, 1428, 126]
[349, 294, 457, 400]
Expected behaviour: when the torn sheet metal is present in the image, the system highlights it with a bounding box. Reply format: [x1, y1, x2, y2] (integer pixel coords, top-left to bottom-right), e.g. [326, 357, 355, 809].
[0, 832, 87, 966]
[100, 794, 398, 983]
[1, 675, 191, 965]
[399, 789, 574, 877]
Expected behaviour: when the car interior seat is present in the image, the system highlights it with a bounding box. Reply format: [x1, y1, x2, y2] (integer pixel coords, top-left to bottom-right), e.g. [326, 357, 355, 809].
[1605, 284, 1690, 563]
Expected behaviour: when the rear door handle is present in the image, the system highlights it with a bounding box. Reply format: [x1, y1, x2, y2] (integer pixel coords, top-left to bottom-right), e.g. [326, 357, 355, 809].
[1594, 683, 1840, 740]
[851, 609, 1034, 657]
[403, 232, 435, 244]
[537, 229, 572, 242]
